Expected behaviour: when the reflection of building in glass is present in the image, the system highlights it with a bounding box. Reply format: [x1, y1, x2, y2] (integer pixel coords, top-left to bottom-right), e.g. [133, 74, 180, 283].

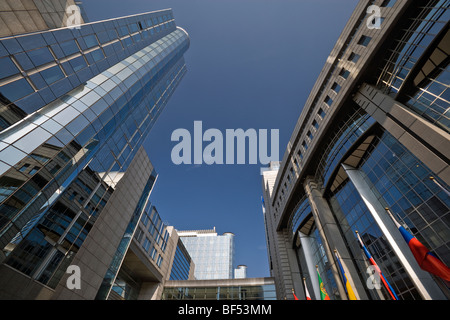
[162, 277, 276, 300]
[178, 228, 235, 280]
[262, 0, 449, 300]
[0, 1, 89, 38]
[0, 4, 189, 300]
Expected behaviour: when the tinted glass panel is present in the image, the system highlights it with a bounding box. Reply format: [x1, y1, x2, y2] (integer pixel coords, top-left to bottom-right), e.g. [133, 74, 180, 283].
[40, 66, 64, 85]
[0, 78, 34, 101]
[83, 35, 98, 48]
[69, 56, 87, 72]
[27, 47, 54, 66]
[59, 40, 79, 56]
[0, 57, 20, 79]
[91, 49, 104, 62]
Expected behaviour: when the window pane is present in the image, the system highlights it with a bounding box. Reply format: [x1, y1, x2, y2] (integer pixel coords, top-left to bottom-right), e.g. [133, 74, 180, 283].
[27, 47, 54, 66]
[0, 57, 20, 79]
[91, 49, 104, 62]
[69, 56, 87, 72]
[83, 35, 98, 48]
[59, 40, 79, 56]
[331, 82, 341, 93]
[0, 78, 34, 101]
[40, 66, 64, 85]
[358, 35, 372, 47]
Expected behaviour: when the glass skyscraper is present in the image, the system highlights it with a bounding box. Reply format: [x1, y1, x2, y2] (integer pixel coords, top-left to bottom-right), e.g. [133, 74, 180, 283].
[0, 3, 189, 299]
[178, 228, 235, 280]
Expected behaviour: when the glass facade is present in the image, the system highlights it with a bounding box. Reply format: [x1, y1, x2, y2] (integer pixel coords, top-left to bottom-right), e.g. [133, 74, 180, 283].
[326, 128, 450, 299]
[96, 170, 157, 300]
[314, 107, 376, 188]
[263, 0, 449, 301]
[162, 282, 277, 300]
[292, 124, 450, 300]
[376, 1, 450, 132]
[170, 240, 192, 281]
[0, 9, 190, 294]
[0, 10, 178, 125]
[180, 231, 235, 280]
[132, 205, 171, 267]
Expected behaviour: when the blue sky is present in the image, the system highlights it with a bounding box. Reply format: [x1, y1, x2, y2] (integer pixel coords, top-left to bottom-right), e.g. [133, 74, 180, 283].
[84, 0, 359, 278]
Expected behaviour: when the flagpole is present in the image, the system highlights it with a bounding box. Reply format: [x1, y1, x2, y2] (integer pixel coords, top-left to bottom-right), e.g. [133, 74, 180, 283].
[384, 207, 450, 282]
[430, 176, 450, 197]
[291, 288, 299, 300]
[355, 230, 399, 300]
[334, 249, 357, 300]
[303, 277, 312, 300]
[316, 265, 331, 300]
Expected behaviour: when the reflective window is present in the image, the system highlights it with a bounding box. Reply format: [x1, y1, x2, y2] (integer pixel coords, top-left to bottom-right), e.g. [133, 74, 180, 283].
[91, 49, 105, 62]
[29, 166, 40, 175]
[118, 26, 129, 37]
[302, 141, 308, 151]
[359, 132, 450, 268]
[339, 68, 350, 79]
[358, 35, 372, 47]
[129, 23, 138, 33]
[381, 0, 396, 7]
[0, 78, 34, 101]
[69, 56, 87, 72]
[59, 40, 79, 56]
[156, 254, 163, 267]
[406, 64, 450, 132]
[312, 120, 319, 130]
[0, 57, 20, 79]
[83, 35, 98, 48]
[40, 66, 65, 85]
[19, 164, 30, 172]
[27, 47, 54, 66]
[318, 108, 326, 119]
[348, 52, 360, 63]
[331, 82, 341, 93]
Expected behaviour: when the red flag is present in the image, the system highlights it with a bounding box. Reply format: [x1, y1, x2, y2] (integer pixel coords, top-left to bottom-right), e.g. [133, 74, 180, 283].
[303, 278, 312, 300]
[292, 288, 299, 300]
[386, 208, 450, 282]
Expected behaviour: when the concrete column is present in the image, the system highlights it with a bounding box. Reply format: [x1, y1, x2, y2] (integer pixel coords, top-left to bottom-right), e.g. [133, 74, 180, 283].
[353, 83, 450, 186]
[298, 231, 321, 300]
[304, 176, 369, 300]
[342, 164, 446, 300]
[274, 229, 304, 300]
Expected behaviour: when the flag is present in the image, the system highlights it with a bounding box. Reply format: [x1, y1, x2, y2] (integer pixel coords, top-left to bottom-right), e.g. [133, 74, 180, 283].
[334, 249, 357, 300]
[303, 277, 312, 300]
[356, 231, 399, 300]
[385, 207, 450, 282]
[316, 265, 330, 300]
[291, 288, 299, 300]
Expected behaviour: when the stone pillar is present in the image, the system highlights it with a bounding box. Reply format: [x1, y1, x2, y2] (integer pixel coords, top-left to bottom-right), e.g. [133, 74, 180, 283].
[304, 176, 368, 300]
[298, 231, 321, 300]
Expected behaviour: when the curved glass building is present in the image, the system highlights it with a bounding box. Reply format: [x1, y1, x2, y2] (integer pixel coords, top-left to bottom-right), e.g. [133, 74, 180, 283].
[0, 4, 189, 299]
[262, 0, 449, 300]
